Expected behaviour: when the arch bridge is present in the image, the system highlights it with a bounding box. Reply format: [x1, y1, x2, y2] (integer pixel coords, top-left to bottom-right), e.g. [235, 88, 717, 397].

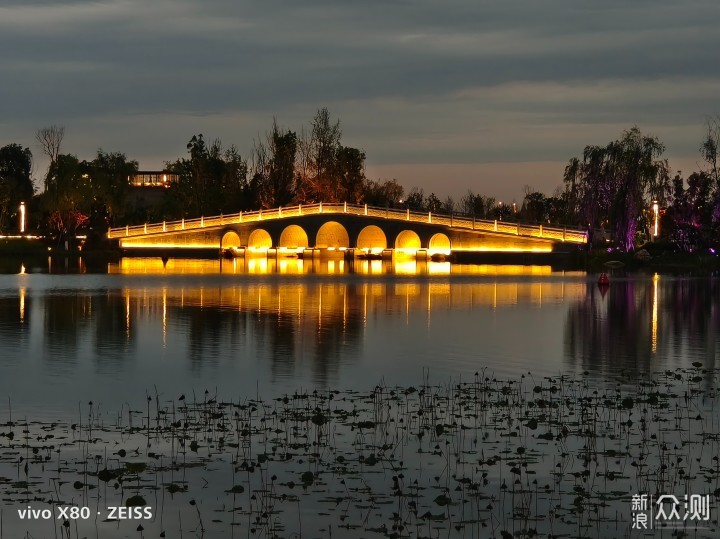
[107, 202, 586, 256]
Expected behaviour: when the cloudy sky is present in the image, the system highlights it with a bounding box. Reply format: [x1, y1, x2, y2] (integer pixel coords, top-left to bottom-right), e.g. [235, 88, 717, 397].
[1, 0, 718, 201]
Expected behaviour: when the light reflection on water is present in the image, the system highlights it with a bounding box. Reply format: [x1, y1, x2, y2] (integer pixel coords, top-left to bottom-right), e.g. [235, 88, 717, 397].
[108, 255, 564, 276]
[0, 258, 717, 417]
[1, 259, 720, 538]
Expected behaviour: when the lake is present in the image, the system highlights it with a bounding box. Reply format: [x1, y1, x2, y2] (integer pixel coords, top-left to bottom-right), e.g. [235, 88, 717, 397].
[0, 256, 718, 538]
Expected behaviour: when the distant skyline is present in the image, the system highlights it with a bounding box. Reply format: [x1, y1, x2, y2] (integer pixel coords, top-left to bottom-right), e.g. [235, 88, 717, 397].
[1, 0, 718, 201]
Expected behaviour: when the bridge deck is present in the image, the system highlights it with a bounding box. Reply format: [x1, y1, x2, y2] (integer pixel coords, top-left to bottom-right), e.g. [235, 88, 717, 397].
[107, 202, 587, 244]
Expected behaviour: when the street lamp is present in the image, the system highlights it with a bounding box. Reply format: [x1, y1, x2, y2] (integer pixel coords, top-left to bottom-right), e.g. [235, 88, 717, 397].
[652, 200, 659, 238]
[19, 201, 26, 234]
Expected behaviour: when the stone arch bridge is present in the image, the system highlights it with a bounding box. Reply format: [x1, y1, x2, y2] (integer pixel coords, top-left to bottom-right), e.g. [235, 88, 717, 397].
[107, 203, 586, 256]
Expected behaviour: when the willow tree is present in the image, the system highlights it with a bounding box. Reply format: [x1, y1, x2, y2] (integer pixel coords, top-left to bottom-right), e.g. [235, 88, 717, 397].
[564, 127, 669, 251]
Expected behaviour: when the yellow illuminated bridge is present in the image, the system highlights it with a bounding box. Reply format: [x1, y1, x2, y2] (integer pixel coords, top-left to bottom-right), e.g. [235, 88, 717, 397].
[107, 202, 587, 256]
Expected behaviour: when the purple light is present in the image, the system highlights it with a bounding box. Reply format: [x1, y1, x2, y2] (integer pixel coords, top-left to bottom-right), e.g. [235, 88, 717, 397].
[710, 248, 716, 254]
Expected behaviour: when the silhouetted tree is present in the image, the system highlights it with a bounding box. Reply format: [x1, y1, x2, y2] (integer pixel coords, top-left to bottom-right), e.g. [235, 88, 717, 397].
[361, 178, 403, 206]
[460, 190, 497, 218]
[335, 146, 366, 203]
[35, 125, 65, 191]
[0, 144, 34, 232]
[297, 108, 342, 202]
[167, 134, 249, 218]
[404, 187, 425, 211]
[86, 150, 138, 229]
[39, 153, 90, 242]
[521, 189, 548, 223]
[666, 171, 715, 251]
[700, 116, 720, 188]
[251, 120, 298, 208]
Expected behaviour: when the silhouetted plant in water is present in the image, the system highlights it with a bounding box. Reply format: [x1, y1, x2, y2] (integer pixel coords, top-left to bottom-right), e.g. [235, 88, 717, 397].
[2, 369, 720, 537]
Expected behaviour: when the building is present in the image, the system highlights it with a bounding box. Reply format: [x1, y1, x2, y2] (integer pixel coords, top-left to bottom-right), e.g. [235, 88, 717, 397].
[128, 171, 178, 188]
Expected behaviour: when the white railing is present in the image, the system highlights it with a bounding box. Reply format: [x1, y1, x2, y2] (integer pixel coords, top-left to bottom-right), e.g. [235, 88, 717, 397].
[108, 202, 587, 244]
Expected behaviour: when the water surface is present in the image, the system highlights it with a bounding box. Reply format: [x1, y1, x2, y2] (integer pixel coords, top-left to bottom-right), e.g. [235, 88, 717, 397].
[1, 257, 719, 539]
[0, 257, 716, 417]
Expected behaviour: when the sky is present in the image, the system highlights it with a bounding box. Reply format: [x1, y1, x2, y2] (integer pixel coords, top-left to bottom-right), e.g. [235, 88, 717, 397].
[1, 0, 719, 202]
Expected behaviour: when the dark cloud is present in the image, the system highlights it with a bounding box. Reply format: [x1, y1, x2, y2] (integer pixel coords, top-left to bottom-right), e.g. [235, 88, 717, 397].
[1, 0, 718, 197]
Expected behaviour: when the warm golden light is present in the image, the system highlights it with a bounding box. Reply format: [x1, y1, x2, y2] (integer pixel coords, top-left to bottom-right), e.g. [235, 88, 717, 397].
[108, 203, 587, 248]
[107, 278, 586, 337]
[450, 264, 553, 275]
[19, 201, 25, 233]
[428, 233, 451, 255]
[162, 287, 167, 346]
[125, 291, 131, 337]
[111, 256, 562, 278]
[652, 273, 659, 353]
[19, 287, 25, 322]
[120, 241, 218, 249]
[452, 246, 553, 253]
[652, 201, 659, 238]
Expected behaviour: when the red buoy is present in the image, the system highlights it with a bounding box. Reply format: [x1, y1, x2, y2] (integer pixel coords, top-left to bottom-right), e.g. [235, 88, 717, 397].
[598, 273, 610, 286]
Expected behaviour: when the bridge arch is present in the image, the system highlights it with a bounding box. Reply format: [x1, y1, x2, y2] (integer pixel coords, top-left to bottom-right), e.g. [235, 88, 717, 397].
[356, 225, 387, 251]
[428, 233, 451, 254]
[248, 228, 272, 250]
[221, 230, 242, 249]
[316, 221, 349, 249]
[395, 230, 421, 252]
[279, 225, 309, 249]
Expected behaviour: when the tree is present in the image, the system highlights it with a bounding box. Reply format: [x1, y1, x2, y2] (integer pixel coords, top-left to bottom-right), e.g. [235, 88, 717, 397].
[666, 171, 715, 251]
[39, 153, 91, 242]
[699, 117, 720, 230]
[441, 196, 456, 214]
[459, 190, 496, 218]
[251, 120, 298, 208]
[221, 145, 250, 210]
[0, 144, 34, 232]
[561, 157, 581, 224]
[361, 178, 403, 206]
[700, 116, 720, 188]
[521, 190, 548, 223]
[491, 202, 513, 221]
[166, 135, 249, 219]
[404, 187, 425, 211]
[426, 193, 442, 213]
[545, 193, 568, 225]
[335, 146, 366, 203]
[36, 125, 65, 191]
[297, 108, 342, 202]
[86, 150, 138, 229]
[566, 127, 670, 251]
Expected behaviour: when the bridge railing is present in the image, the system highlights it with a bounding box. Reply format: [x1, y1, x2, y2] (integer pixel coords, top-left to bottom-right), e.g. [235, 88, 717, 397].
[108, 202, 587, 244]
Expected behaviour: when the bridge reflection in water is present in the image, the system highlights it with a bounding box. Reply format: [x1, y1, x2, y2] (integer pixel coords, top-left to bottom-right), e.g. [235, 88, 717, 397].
[7, 264, 716, 404]
[106, 260, 586, 376]
[110, 256, 569, 276]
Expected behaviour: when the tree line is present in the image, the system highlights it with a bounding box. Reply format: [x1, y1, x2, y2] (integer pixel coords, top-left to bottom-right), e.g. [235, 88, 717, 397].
[562, 121, 720, 252]
[1, 111, 719, 252]
[162, 109, 404, 222]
